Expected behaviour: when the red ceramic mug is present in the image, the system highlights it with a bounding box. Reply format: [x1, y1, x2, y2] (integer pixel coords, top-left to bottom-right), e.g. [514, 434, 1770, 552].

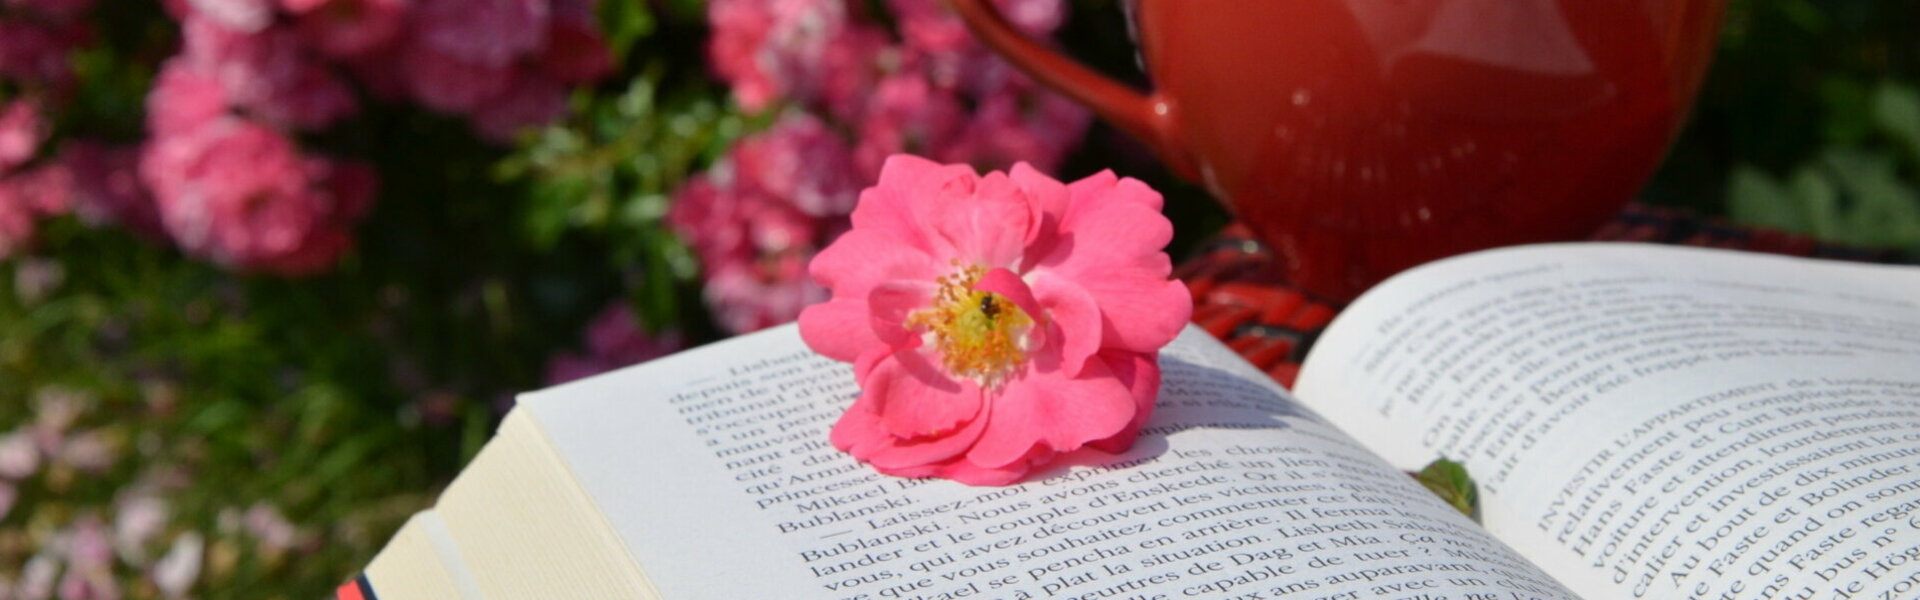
[952, 0, 1725, 302]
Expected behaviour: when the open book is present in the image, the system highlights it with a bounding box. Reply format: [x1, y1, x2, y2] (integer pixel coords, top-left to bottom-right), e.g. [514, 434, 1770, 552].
[345, 243, 1920, 600]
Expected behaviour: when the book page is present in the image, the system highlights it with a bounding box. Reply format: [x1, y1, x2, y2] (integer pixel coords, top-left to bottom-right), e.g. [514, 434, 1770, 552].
[519, 324, 1579, 600]
[1296, 243, 1920, 599]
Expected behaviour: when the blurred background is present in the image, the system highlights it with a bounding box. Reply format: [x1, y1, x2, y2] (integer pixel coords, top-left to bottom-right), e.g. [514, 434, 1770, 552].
[0, 0, 1914, 597]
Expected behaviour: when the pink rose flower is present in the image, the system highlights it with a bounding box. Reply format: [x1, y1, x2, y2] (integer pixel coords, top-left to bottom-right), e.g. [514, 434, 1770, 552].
[397, 41, 512, 113]
[141, 119, 374, 276]
[179, 18, 359, 130]
[0, 99, 46, 174]
[730, 112, 857, 217]
[799, 156, 1191, 485]
[285, 0, 410, 59]
[146, 59, 232, 138]
[409, 0, 546, 68]
[184, 0, 277, 33]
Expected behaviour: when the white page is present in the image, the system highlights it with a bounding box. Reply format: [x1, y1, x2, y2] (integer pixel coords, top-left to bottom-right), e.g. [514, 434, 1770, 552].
[520, 324, 1578, 599]
[1297, 243, 1920, 599]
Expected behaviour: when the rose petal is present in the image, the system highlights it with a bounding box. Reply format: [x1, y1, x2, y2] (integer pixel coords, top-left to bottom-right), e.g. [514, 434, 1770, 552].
[809, 228, 939, 301]
[853, 155, 975, 255]
[1011, 162, 1071, 260]
[936, 450, 1046, 486]
[928, 171, 1031, 268]
[870, 353, 980, 440]
[867, 280, 935, 348]
[1041, 200, 1175, 275]
[1066, 170, 1162, 214]
[1027, 272, 1102, 376]
[1078, 274, 1191, 354]
[799, 299, 880, 362]
[1088, 351, 1161, 454]
[966, 359, 1135, 468]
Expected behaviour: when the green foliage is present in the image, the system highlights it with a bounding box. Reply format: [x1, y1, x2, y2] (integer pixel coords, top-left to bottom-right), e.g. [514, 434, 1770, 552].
[1657, 0, 1920, 249]
[1414, 458, 1479, 522]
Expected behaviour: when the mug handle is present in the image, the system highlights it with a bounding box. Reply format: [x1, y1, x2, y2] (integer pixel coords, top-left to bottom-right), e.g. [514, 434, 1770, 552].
[947, 0, 1195, 179]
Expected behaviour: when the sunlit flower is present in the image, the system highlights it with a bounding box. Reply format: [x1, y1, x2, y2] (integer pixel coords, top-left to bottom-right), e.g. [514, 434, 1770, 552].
[799, 156, 1190, 485]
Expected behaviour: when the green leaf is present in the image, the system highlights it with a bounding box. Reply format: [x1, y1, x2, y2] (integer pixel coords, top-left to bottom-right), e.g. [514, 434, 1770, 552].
[1726, 164, 1804, 232]
[1871, 82, 1920, 162]
[1785, 165, 1841, 239]
[1822, 149, 1920, 248]
[1415, 458, 1479, 521]
[598, 0, 657, 64]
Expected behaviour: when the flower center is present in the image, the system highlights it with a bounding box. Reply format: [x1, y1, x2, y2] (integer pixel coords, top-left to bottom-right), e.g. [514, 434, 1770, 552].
[909, 264, 1032, 387]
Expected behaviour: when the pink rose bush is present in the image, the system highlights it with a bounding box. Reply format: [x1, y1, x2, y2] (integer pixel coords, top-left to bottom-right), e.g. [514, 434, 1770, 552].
[675, 0, 1091, 335]
[799, 156, 1191, 485]
[0, 0, 616, 270]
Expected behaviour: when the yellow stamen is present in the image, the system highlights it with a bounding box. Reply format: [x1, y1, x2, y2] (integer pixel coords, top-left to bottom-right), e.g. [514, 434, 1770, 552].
[907, 265, 1032, 387]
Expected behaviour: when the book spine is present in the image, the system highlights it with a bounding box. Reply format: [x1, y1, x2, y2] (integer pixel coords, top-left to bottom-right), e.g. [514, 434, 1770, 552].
[334, 575, 377, 600]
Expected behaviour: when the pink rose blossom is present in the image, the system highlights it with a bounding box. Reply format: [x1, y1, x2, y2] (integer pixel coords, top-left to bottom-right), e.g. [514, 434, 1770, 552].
[398, 42, 513, 113]
[146, 60, 232, 138]
[668, 123, 847, 334]
[179, 18, 358, 130]
[706, 0, 777, 110]
[798, 156, 1190, 485]
[286, 0, 409, 59]
[730, 112, 857, 216]
[184, 0, 277, 33]
[707, 0, 885, 117]
[410, 0, 546, 68]
[141, 119, 374, 276]
[851, 73, 965, 177]
[0, 99, 46, 173]
[0, 161, 73, 215]
[544, 303, 684, 385]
